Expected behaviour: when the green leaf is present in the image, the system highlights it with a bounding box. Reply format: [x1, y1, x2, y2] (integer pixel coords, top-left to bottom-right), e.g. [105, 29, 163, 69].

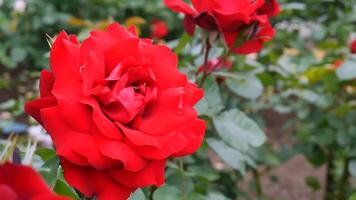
[174, 32, 192, 55]
[226, 75, 263, 100]
[10, 47, 27, 63]
[305, 176, 321, 191]
[128, 189, 145, 200]
[196, 75, 223, 117]
[281, 2, 306, 10]
[304, 145, 326, 167]
[153, 185, 180, 200]
[35, 148, 56, 161]
[336, 59, 356, 80]
[207, 138, 248, 174]
[213, 109, 265, 152]
[349, 193, 356, 200]
[207, 192, 230, 200]
[39, 155, 60, 187]
[53, 178, 80, 200]
[348, 160, 356, 177]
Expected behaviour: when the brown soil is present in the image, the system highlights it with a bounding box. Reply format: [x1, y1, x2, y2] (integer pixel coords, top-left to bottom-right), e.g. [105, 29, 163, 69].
[257, 110, 325, 200]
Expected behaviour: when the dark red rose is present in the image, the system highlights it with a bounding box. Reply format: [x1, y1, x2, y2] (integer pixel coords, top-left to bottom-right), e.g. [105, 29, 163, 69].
[25, 23, 205, 200]
[0, 162, 69, 200]
[164, 0, 280, 54]
[150, 19, 168, 39]
[351, 39, 356, 54]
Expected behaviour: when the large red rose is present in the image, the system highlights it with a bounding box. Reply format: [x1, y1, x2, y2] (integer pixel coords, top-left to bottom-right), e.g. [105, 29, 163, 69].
[351, 39, 356, 54]
[25, 23, 205, 200]
[0, 162, 69, 200]
[164, 0, 280, 54]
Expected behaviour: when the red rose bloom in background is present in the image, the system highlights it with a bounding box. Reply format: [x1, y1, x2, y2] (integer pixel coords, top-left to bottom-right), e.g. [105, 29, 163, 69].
[150, 19, 168, 39]
[351, 39, 356, 54]
[25, 23, 205, 200]
[332, 59, 343, 69]
[0, 163, 69, 200]
[164, 0, 280, 54]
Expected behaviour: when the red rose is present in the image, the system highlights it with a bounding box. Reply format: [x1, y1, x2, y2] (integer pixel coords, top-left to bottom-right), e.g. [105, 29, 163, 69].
[0, 162, 69, 200]
[25, 23, 205, 200]
[164, 0, 280, 54]
[351, 39, 356, 54]
[150, 19, 169, 39]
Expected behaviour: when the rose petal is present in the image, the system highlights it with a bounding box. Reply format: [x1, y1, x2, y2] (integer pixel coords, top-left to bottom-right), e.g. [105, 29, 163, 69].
[109, 160, 166, 187]
[163, 0, 196, 16]
[52, 71, 92, 133]
[50, 31, 80, 77]
[0, 163, 53, 198]
[24, 96, 57, 124]
[61, 159, 134, 200]
[39, 70, 54, 98]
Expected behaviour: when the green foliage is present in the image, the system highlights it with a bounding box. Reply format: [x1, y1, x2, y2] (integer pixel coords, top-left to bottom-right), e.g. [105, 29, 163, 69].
[213, 109, 265, 153]
[1, 0, 356, 199]
[53, 178, 81, 200]
[128, 189, 146, 200]
[153, 185, 180, 200]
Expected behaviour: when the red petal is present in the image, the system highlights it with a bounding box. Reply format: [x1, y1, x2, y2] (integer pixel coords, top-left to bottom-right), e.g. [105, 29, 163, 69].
[117, 123, 176, 148]
[173, 118, 206, 157]
[81, 51, 105, 94]
[52, 71, 92, 133]
[39, 70, 54, 97]
[80, 97, 123, 140]
[183, 15, 196, 35]
[24, 96, 57, 124]
[0, 163, 53, 199]
[105, 38, 140, 75]
[163, 0, 196, 16]
[109, 160, 166, 187]
[61, 159, 135, 200]
[50, 31, 80, 77]
[79, 23, 135, 66]
[0, 185, 17, 200]
[191, 0, 217, 12]
[95, 136, 147, 172]
[145, 45, 187, 89]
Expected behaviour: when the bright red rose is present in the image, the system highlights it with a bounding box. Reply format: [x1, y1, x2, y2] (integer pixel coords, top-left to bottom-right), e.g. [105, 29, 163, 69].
[25, 23, 205, 200]
[0, 162, 69, 200]
[164, 0, 280, 54]
[150, 19, 168, 39]
[351, 39, 356, 54]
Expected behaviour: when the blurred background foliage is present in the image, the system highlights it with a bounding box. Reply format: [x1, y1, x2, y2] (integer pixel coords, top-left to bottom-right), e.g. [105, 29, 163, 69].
[1, 0, 356, 200]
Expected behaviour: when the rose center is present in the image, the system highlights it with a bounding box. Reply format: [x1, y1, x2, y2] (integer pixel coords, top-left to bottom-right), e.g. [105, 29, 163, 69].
[92, 59, 157, 124]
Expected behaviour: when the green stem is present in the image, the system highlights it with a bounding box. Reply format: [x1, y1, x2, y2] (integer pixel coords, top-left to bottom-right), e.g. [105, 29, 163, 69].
[198, 37, 211, 88]
[338, 157, 350, 200]
[179, 158, 188, 200]
[324, 151, 336, 200]
[149, 186, 157, 200]
[252, 168, 263, 198]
